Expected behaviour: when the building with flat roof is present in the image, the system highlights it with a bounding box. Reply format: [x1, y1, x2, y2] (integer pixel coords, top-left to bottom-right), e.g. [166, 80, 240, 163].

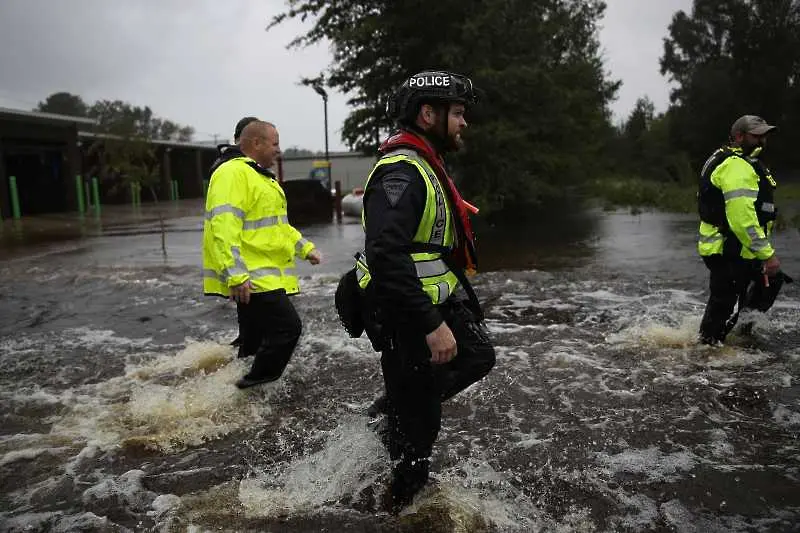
[0, 105, 366, 222]
[0, 107, 95, 217]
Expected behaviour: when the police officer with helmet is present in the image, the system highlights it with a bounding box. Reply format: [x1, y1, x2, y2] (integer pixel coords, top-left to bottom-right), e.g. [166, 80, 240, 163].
[355, 71, 495, 512]
[697, 114, 790, 344]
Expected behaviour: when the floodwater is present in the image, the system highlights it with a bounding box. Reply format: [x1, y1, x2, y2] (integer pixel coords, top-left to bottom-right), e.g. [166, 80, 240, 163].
[0, 200, 799, 532]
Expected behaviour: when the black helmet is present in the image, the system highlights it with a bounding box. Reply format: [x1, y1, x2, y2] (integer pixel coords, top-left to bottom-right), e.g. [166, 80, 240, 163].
[387, 71, 477, 123]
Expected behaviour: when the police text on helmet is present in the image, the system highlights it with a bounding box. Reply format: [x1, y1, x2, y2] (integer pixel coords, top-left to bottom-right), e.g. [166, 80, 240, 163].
[409, 75, 451, 88]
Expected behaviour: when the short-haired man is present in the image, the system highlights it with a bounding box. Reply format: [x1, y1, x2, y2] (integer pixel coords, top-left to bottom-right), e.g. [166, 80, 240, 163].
[203, 121, 322, 388]
[210, 116, 261, 356]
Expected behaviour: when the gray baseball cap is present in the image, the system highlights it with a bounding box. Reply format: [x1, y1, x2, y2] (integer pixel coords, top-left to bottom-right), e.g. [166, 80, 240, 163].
[730, 115, 776, 136]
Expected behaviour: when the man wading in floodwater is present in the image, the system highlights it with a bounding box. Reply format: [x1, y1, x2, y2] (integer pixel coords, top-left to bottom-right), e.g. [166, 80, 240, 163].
[345, 71, 496, 512]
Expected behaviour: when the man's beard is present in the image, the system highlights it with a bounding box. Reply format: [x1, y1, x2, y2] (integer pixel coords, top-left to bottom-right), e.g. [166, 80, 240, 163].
[742, 139, 764, 157]
[433, 115, 463, 153]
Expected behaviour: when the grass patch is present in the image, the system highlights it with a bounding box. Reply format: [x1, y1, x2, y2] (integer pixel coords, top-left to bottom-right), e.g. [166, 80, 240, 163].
[587, 177, 800, 229]
[777, 181, 800, 203]
[586, 177, 696, 214]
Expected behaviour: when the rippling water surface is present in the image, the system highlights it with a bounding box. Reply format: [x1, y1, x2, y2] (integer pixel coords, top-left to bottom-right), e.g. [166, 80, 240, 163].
[1, 204, 798, 532]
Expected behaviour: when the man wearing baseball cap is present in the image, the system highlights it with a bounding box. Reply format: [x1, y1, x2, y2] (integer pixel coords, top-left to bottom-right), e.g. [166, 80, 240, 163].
[696, 114, 782, 344]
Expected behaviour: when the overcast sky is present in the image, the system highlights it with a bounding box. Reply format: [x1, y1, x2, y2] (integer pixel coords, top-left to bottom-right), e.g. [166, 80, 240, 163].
[0, 0, 692, 152]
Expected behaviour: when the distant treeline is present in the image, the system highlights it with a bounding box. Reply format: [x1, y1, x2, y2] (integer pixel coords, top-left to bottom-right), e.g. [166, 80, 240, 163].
[36, 92, 194, 142]
[269, 0, 800, 213]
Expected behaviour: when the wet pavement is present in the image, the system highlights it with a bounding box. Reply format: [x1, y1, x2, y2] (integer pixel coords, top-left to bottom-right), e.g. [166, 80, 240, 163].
[0, 201, 799, 532]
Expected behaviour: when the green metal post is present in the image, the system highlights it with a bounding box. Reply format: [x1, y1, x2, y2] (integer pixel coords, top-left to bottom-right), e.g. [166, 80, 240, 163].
[9, 176, 21, 219]
[91, 177, 101, 216]
[135, 183, 141, 208]
[173, 180, 179, 201]
[75, 175, 85, 215]
[130, 182, 137, 208]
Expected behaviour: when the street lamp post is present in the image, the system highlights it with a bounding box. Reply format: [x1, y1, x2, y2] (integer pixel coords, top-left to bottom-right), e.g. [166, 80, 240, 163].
[312, 84, 330, 165]
[313, 84, 338, 221]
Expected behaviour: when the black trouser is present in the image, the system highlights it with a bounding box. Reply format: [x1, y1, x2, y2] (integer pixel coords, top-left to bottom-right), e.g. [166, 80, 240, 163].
[380, 297, 495, 505]
[699, 255, 760, 343]
[236, 289, 302, 380]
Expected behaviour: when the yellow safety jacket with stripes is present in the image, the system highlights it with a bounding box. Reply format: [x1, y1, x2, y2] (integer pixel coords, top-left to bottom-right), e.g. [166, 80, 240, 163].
[356, 148, 460, 305]
[697, 146, 777, 260]
[202, 156, 315, 296]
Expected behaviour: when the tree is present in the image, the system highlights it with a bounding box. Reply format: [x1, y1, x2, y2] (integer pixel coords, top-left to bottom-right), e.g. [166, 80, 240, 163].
[36, 92, 88, 117]
[269, 0, 619, 212]
[89, 120, 169, 256]
[88, 100, 194, 142]
[661, 0, 800, 173]
[611, 101, 693, 184]
[88, 103, 183, 256]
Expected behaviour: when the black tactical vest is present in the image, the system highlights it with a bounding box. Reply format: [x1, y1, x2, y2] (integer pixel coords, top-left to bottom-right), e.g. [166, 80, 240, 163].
[698, 147, 777, 231]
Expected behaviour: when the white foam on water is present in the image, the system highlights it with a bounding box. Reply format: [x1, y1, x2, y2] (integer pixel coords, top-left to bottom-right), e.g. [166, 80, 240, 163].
[0, 446, 72, 467]
[702, 347, 772, 368]
[61, 326, 153, 350]
[430, 462, 538, 530]
[606, 313, 701, 349]
[432, 455, 599, 532]
[46, 340, 278, 453]
[0, 511, 117, 533]
[81, 469, 157, 513]
[575, 288, 641, 306]
[238, 417, 387, 517]
[484, 320, 547, 334]
[773, 404, 800, 427]
[295, 329, 376, 361]
[593, 446, 698, 482]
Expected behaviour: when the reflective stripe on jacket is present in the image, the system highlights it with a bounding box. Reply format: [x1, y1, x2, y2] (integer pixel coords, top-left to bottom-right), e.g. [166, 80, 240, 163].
[202, 156, 314, 296]
[357, 149, 459, 304]
[697, 146, 776, 260]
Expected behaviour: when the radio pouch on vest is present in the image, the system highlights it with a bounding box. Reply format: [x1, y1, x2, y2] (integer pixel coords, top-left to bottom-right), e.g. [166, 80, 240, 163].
[334, 256, 385, 352]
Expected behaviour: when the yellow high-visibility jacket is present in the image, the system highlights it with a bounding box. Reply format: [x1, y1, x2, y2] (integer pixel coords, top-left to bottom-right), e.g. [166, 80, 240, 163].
[202, 156, 314, 296]
[697, 146, 776, 260]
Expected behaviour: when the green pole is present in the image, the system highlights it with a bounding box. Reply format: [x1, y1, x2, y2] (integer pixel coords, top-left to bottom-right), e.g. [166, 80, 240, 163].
[173, 180, 180, 201]
[203, 179, 209, 198]
[75, 175, 85, 215]
[135, 183, 141, 208]
[9, 176, 21, 219]
[130, 182, 137, 208]
[92, 177, 101, 216]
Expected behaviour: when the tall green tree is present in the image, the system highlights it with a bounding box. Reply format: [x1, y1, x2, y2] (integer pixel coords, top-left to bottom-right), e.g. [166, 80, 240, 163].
[610, 99, 693, 184]
[269, 0, 619, 211]
[36, 92, 88, 116]
[87, 101, 193, 256]
[35, 92, 195, 142]
[88, 100, 194, 142]
[89, 114, 170, 255]
[661, 0, 800, 173]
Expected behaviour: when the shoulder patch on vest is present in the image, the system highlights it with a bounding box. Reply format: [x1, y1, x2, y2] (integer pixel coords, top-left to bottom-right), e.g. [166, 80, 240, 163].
[382, 173, 411, 207]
